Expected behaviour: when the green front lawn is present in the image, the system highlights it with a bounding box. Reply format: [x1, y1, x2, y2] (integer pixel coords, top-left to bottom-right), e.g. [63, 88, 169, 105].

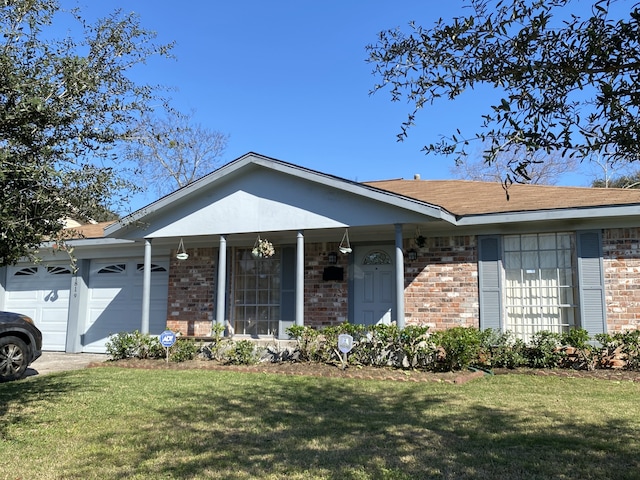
[1, 367, 639, 479]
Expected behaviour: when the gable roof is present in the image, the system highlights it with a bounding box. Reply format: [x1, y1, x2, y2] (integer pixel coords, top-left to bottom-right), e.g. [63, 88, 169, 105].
[105, 153, 454, 239]
[103, 152, 640, 240]
[365, 179, 640, 218]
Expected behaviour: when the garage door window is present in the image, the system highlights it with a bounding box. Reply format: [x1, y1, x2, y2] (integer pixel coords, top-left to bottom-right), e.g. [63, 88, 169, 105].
[47, 266, 72, 275]
[98, 264, 126, 274]
[15, 267, 38, 276]
[136, 264, 167, 273]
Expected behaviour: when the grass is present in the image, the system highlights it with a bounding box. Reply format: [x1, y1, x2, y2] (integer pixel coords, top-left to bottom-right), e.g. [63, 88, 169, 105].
[1, 368, 639, 479]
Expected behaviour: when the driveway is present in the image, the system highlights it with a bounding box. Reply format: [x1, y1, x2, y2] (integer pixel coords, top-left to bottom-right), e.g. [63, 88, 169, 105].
[26, 352, 108, 377]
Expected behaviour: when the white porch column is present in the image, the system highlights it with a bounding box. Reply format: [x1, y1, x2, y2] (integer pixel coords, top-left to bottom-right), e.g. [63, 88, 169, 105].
[296, 230, 304, 326]
[394, 224, 406, 330]
[141, 238, 152, 334]
[216, 235, 227, 329]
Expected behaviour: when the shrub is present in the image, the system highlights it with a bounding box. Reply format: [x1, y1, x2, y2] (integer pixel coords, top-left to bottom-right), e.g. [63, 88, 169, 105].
[561, 328, 591, 350]
[225, 340, 259, 365]
[397, 325, 433, 369]
[617, 330, 640, 370]
[430, 326, 483, 372]
[200, 323, 232, 361]
[290, 323, 367, 365]
[170, 338, 198, 363]
[559, 328, 599, 370]
[526, 331, 564, 368]
[286, 325, 321, 362]
[353, 323, 401, 367]
[597, 330, 640, 371]
[319, 323, 366, 365]
[478, 329, 527, 369]
[105, 331, 164, 360]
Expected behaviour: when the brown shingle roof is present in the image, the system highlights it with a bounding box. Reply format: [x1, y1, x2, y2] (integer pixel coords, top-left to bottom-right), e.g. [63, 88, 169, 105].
[363, 180, 640, 217]
[64, 221, 115, 239]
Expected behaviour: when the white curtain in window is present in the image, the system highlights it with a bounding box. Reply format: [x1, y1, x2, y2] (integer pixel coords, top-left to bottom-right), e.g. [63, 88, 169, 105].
[504, 233, 576, 342]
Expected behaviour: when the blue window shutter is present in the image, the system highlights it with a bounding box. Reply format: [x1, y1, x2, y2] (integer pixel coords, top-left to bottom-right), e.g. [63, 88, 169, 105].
[576, 230, 606, 335]
[478, 235, 503, 331]
[279, 246, 296, 338]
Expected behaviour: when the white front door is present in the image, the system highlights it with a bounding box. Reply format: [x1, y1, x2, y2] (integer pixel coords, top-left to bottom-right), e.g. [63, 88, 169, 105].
[353, 245, 395, 326]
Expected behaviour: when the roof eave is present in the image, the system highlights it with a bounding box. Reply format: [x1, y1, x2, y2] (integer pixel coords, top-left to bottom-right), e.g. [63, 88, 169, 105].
[455, 204, 640, 226]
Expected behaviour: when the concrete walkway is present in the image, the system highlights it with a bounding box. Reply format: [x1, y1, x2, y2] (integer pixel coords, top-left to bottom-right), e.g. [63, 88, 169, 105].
[26, 352, 108, 378]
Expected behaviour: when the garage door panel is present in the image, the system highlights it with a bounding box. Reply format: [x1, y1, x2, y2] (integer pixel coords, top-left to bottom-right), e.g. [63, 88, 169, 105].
[90, 287, 129, 301]
[4, 264, 71, 351]
[83, 259, 169, 353]
[6, 290, 39, 301]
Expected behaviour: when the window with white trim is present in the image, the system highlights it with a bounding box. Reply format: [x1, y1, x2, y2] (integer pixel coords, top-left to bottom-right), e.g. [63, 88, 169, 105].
[503, 233, 578, 341]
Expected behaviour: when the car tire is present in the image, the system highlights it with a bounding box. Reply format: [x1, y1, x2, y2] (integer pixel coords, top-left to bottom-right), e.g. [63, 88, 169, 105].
[0, 336, 30, 381]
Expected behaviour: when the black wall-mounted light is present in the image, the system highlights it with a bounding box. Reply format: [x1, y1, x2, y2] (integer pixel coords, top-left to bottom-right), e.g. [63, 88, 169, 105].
[328, 251, 338, 265]
[407, 249, 418, 261]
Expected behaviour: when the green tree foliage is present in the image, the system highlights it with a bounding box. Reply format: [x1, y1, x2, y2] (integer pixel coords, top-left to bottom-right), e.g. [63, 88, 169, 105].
[0, 0, 172, 266]
[367, 0, 640, 184]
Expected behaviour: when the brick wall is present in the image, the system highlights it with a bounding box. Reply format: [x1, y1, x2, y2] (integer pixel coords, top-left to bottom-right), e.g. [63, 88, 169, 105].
[166, 247, 216, 336]
[303, 242, 349, 328]
[161, 230, 640, 337]
[603, 228, 640, 332]
[404, 235, 479, 331]
[163, 238, 480, 335]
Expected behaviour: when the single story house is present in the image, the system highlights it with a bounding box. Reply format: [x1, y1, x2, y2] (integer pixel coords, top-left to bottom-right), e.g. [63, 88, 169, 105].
[1, 152, 639, 353]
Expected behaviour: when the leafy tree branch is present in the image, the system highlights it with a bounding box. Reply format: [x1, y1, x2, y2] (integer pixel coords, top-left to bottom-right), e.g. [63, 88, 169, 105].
[367, 0, 640, 183]
[0, 0, 173, 266]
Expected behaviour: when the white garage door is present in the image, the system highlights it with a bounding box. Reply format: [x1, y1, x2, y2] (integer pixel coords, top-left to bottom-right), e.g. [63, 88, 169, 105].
[83, 259, 169, 353]
[4, 264, 72, 351]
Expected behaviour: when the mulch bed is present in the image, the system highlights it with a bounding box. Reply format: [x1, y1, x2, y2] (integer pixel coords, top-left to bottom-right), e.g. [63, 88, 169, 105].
[88, 358, 640, 384]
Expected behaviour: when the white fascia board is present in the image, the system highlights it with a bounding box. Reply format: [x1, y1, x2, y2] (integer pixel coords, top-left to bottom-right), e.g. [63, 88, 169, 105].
[66, 238, 136, 247]
[31, 238, 141, 263]
[455, 204, 640, 226]
[38, 238, 135, 250]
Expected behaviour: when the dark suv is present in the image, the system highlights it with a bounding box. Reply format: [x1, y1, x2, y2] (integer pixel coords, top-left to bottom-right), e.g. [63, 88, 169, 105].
[0, 311, 43, 381]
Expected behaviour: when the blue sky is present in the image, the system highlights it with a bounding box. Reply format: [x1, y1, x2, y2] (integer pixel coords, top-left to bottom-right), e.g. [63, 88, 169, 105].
[69, 0, 601, 209]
